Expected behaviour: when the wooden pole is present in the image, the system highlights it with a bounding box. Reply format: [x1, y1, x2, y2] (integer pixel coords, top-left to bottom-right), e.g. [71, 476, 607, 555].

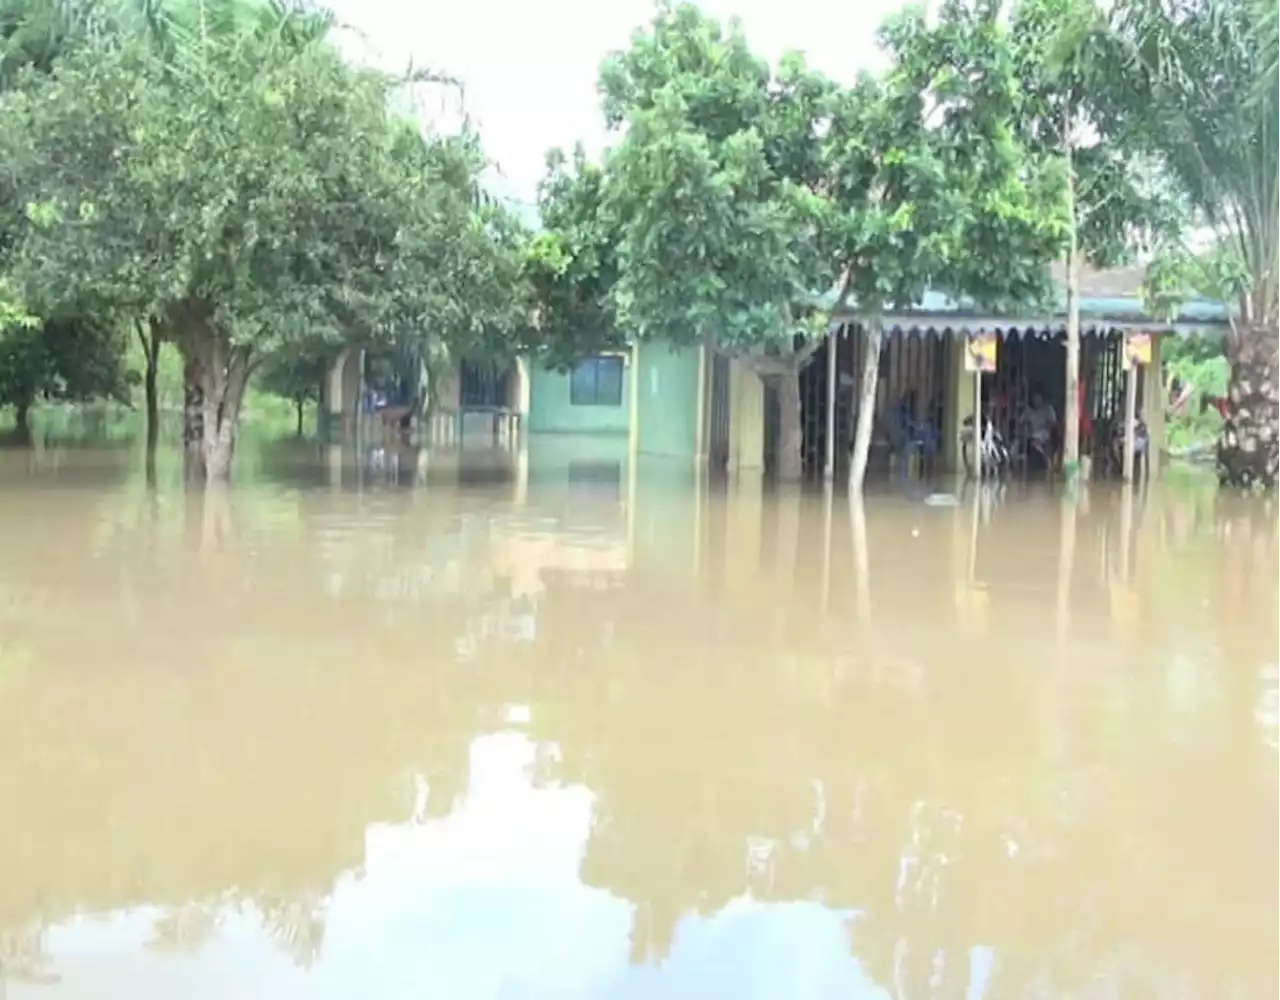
[967, 478, 981, 582]
[973, 369, 983, 480]
[820, 480, 833, 613]
[824, 327, 838, 480]
[1119, 483, 1135, 584]
[850, 494, 870, 624]
[1122, 360, 1138, 483]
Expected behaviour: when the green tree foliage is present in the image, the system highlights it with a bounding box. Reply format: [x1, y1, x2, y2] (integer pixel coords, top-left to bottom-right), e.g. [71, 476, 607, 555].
[550, 1, 1067, 483]
[0, 22, 527, 479]
[0, 0, 343, 449]
[385, 127, 532, 372]
[1008, 0, 1186, 472]
[1113, 0, 1279, 489]
[522, 146, 625, 371]
[256, 346, 328, 437]
[0, 315, 135, 433]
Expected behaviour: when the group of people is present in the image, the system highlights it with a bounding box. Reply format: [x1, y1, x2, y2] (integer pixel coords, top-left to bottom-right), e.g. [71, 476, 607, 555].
[982, 384, 1148, 476]
[887, 365, 1224, 477]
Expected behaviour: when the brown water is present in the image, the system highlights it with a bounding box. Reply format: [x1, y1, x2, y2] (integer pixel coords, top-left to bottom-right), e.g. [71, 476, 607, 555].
[1, 438, 1276, 999]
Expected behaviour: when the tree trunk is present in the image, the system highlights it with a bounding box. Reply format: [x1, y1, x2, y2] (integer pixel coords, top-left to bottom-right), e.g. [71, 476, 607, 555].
[1062, 151, 1082, 477]
[12, 398, 33, 444]
[183, 354, 205, 481]
[1217, 322, 1279, 490]
[775, 373, 804, 481]
[143, 329, 160, 457]
[295, 399, 305, 437]
[849, 317, 884, 493]
[198, 341, 252, 485]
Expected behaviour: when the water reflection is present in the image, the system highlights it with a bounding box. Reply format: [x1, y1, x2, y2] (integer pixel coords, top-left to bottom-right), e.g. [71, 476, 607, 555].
[0, 440, 1275, 998]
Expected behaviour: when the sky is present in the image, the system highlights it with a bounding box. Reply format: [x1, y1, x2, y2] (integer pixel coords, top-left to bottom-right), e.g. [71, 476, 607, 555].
[326, 0, 908, 211]
[29, 731, 953, 998]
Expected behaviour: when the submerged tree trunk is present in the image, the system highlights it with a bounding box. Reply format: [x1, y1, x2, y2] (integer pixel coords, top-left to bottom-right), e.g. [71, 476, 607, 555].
[137, 321, 162, 459]
[742, 340, 825, 482]
[174, 311, 254, 484]
[1062, 152, 1082, 477]
[295, 398, 305, 437]
[775, 373, 804, 481]
[197, 337, 252, 484]
[849, 317, 884, 494]
[12, 398, 33, 444]
[1217, 323, 1279, 490]
[183, 354, 205, 481]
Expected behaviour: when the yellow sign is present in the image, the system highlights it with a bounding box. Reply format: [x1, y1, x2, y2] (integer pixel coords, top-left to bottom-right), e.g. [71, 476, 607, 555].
[964, 331, 998, 374]
[1122, 331, 1152, 371]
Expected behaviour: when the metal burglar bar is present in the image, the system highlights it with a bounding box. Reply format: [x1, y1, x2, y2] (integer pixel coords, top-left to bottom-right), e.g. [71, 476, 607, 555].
[800, 326, 949, 477]
[705, 351, 732, 471]
[459, 361, 510, 408]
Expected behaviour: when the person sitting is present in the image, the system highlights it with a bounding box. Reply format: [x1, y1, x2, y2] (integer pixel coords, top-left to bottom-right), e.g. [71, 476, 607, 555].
[1022, 388, 1058, 473]
[887, 391, 939, 475]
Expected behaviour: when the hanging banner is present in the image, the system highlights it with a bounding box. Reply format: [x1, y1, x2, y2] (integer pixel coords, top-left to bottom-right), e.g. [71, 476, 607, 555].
[964, 330, 998, 374]
[1122, 331, 1152, 371]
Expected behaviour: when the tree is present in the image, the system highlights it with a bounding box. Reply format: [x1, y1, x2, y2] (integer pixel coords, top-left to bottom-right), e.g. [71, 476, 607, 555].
[0, 33, 437, 479]
[257, 348, 329, 437]
[2, 0, 345, 462]
[0, 314, 135, 435]
[582, 2, 1067, 484]
[1008, 0, 1185, 477]
[1115, 0, 1279, 489]
[523, 147, 626, 372]
[377, 125, 535, 420]
[836, 2, 1072, 490]
[594, 4, 842, 480]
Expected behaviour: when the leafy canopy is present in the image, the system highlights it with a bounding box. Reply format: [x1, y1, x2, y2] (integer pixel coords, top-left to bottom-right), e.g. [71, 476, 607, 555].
[0, 315, 136, 413]
[522, 146, 626, 370]
[1, 26, 527, 370]
[1113, 0, 1277, 331]
[568, 0, 1069, 361]
[1008, 0, 1186, 271]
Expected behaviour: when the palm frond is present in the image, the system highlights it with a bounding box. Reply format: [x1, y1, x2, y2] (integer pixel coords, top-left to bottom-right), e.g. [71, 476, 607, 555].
[1116, 0, 1279, 325]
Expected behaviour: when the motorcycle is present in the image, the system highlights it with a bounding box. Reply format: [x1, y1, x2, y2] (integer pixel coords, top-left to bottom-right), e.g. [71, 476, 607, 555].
[960, 414, 1009, 479]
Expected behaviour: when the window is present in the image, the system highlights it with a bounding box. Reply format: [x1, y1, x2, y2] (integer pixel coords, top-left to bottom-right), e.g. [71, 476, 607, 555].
[570, 355, 625, 407]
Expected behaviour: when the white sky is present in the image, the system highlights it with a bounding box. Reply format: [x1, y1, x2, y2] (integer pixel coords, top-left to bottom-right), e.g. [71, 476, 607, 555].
[327, 0, 907, 210]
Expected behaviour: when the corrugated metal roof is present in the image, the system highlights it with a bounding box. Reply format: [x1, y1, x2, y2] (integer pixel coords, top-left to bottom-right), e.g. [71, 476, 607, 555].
[813, 265, 1230, 328]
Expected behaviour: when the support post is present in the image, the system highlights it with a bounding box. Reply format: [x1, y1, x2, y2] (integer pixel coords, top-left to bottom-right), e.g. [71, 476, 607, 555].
[824, 327, 838, 481]
[1123, 362, 1138, 483]
[1143, 333, 1165, 479]
[973, 370, 983, 481]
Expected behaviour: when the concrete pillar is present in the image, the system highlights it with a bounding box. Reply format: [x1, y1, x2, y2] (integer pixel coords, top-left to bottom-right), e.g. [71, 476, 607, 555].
[945, 336, 972, 473]
[695, 344, 708, 463]
[325, 348, 362, 439]
[729, 357, 765, 471]
[627, 340, 640, 464]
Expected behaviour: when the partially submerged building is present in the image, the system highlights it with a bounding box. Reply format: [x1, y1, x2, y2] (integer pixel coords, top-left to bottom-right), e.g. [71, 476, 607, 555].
[322, 264, 1228, 478]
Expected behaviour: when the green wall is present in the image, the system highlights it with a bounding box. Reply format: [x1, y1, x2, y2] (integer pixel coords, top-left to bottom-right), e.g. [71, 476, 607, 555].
[635, 341, 701, 458]
[528, 364, 630, 435]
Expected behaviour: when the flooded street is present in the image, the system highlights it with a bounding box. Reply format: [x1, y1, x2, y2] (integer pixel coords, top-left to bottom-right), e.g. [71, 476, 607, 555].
[0, 438, 1276, 999]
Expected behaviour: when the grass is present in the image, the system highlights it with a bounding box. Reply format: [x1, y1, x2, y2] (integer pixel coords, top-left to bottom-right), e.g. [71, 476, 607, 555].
[1163, 341, 1229, 457]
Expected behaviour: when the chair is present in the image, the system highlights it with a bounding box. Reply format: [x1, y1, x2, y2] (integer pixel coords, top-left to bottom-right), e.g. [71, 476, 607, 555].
[889, 403, 940, 479]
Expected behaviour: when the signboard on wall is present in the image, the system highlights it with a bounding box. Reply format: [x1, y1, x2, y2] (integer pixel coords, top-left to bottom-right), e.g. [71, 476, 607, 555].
[964, 331, 998, 374]
[1122, 331, 1152, 371]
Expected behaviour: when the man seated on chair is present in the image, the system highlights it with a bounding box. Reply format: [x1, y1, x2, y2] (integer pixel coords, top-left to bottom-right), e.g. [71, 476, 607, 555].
[1022, 387, 1058, 473]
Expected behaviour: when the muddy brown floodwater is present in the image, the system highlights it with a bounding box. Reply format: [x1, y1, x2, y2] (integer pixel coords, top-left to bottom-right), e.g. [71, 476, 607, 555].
[0, 437, 1276, 999]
